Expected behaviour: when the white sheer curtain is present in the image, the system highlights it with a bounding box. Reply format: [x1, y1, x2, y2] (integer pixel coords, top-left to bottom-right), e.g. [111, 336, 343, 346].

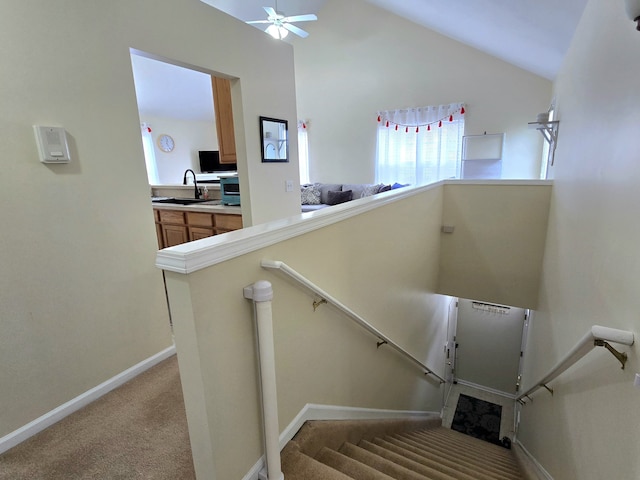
[375, 103, 465, 186]
[141, 123, 159, 184]
[298, 120, 310, 184]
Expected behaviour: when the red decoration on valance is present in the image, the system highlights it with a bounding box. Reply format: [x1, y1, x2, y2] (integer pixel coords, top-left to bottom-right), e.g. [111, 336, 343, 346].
[376, 105, 466, 133]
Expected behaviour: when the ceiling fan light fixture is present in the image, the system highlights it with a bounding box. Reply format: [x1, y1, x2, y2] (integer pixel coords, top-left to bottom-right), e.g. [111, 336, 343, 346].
[266, 23, 288, 39]
[625, 0, 640, 30]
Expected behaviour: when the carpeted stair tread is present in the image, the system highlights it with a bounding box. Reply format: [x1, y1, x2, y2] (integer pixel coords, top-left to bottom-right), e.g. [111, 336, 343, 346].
[358, 439, 468, 480]
[399, 438, 521, 480]
[372, 437, 509, 480]
[316, 446, 397, 480]
[280, 420, 526, 480]
[404, 431, 519, 471]
[412, 429, 513, 459]
[382, 436, 519, 480]
[413, 428, 513, 459]
[398, 432, 522, 478]
[339, 442, 431, 480]
[281, 443, 353, 480]
[292, 417, 441, 458]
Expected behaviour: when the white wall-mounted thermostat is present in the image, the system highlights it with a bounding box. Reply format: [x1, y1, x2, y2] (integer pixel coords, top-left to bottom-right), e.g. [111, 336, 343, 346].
[33, 125, 71, 163]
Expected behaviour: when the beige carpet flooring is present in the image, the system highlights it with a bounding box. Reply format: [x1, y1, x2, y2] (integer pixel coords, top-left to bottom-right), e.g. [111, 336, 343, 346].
[0, 355, 195, 480]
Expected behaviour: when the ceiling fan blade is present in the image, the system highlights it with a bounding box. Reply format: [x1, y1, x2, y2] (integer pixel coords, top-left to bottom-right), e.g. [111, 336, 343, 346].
[246, 19, 272, 24]
[283, 22, 309, 38]
[282, 13, 317, 23]
[263, 6, 277, 18]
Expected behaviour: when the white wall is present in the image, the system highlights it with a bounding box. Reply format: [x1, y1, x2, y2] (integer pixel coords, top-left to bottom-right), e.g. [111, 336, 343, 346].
[517, 0, 640, 478]
[293, 0, 553, 184]
[456, 299, 525, 394]
[142, 115, 217, 185]
[0, 0, 299, 442]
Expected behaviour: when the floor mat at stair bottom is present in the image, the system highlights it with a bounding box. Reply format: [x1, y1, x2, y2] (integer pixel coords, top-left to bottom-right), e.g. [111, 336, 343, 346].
[450, 393, 502, 445]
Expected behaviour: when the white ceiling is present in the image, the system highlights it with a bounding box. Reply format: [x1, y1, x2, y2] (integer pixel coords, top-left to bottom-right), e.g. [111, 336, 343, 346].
[131, 0, 589, 121]
[201, 0, 588, 80]
[130, 53, 215, 122]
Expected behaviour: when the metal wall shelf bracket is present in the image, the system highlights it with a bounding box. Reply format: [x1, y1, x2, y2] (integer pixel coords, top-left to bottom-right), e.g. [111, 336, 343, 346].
[313, 298, 327, 311]
[541, 384, 554, 395]
[528, 120, 559, 165]
[594, 339, 628, 369]
[377, 340, 388, 349]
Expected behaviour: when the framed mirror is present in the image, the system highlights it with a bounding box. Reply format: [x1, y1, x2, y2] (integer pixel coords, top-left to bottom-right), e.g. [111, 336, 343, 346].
[260, 116, 288, 163]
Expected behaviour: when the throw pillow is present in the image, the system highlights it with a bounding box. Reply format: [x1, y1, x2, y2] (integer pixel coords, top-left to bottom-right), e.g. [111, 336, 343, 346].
[326, 189, 352, 205]
[360, 184, 382, 198]
[301, 184, 321, 205]
[378, 184, 392, 193]
[391, 182, 410, 189]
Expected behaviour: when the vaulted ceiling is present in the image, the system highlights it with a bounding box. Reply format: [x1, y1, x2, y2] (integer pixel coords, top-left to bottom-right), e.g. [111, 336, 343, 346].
[133, 0, 589, 121]
[201, 0, 588, 80]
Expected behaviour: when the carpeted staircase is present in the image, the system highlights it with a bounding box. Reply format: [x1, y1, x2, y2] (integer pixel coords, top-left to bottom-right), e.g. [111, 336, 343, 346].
[281, 417, 526, 479]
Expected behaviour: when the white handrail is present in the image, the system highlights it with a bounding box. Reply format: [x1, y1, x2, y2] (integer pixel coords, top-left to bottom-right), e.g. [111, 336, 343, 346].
[517, 325, 634, 402]
[261, 260, 445, 384]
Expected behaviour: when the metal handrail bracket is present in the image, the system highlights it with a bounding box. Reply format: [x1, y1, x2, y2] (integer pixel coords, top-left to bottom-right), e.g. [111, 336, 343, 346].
[517, 325, 634, 403]
[261, 260, 446, 384]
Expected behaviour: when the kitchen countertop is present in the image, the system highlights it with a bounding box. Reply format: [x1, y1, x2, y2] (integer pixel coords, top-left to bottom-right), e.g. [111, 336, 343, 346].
[152, 200, 241, 215]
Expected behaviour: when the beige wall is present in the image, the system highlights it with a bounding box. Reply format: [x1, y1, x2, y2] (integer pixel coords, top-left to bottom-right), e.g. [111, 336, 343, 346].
[164, 181, 553, 478]
[0, 0, 299, 440]
[438, 183, 552, 308]
[165, 187, 451, 479]
[293, 0, 553, 184]
[517, 0, 640, 478]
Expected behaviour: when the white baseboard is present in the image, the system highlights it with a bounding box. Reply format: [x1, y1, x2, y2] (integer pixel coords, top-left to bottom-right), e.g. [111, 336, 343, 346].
[0, 345, 176, 455]
[513, 439, 554, 480]
[242, 403, 439, 480]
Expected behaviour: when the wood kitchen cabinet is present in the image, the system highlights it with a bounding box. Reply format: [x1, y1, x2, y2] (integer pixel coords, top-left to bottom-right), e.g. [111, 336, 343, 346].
[186, 212, 215, 241]
[154, 208, 242, 249]
[157, 210, 188, 248]
[211, 76, 237, 164]
[214, 213, 243, 233]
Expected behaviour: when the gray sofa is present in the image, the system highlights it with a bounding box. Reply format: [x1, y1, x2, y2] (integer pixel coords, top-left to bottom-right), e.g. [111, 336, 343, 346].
[301, 182, 393, 212]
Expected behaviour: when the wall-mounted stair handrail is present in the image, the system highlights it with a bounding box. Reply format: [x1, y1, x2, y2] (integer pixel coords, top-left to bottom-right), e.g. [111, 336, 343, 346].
[517, 325, 634, 403]
[261, 260, 445, 384]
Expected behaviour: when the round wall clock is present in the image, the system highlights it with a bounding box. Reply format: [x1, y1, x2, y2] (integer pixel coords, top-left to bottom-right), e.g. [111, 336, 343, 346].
[157, 134, 175, 152]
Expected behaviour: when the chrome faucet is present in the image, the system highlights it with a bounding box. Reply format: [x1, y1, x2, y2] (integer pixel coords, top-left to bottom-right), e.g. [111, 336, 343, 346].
[183, 169, 200, 199]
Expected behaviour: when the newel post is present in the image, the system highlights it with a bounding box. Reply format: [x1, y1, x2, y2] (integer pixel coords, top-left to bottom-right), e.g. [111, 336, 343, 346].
[244, 281, 284, 480]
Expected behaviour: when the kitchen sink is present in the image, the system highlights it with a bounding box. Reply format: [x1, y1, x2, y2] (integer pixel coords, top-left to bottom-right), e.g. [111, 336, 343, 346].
[152, 197, 220, 205]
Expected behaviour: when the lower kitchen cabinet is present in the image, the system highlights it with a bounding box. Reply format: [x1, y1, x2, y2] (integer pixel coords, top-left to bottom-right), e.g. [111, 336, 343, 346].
[154, 208, 242, 249]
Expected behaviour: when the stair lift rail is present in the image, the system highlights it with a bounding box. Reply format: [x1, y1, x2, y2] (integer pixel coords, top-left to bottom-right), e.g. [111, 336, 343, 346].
[517, 325, 634, 404]
[261, 260, 446, 384]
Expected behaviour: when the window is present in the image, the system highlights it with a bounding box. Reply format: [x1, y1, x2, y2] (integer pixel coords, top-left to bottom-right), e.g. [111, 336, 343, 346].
[375, 103, 465, 186]
[141, 123, 159, 184]
[298, 120, 310, 184]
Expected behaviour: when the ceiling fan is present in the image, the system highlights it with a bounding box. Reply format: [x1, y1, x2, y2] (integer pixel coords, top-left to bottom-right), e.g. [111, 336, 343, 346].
[246, 4, 317, 39]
